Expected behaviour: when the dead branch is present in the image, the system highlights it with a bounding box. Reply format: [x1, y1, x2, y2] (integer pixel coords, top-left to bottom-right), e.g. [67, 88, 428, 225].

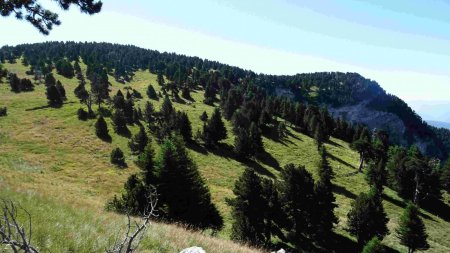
[106, 186, 158, 253]
[0, 199, 39, 253]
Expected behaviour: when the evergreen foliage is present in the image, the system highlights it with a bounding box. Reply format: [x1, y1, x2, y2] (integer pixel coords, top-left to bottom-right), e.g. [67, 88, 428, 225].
[396, 203, 429, 253]
[362, 237, 385, 253]
[279, 164, 315, 248]
[110, 147, 126, 167]
[312, 147, 337, 240]
[111, 109, 128, 135]
[347, 188, 389, 245]
[129, 125, 148, 154]
[46, 84, 63, 107]
[95, 116, 110, 140]
[147, 84, 158, 100]
[202, 108, 227, 146]
[156, 135, 223, 229]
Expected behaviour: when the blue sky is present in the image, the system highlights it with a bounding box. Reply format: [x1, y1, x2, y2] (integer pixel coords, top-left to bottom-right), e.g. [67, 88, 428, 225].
[1, 0, 450, 105]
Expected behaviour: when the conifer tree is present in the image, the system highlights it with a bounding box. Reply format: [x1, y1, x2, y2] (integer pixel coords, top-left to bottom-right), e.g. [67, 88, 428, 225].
[176, 111, 192, 142]
[234, 128, 252, 158]
[160, 95, 174, 121]
[313, 147, 337, 240]
[46, 84, 63, 107]
[157, 135, 223, 229]
[95, 116, 110, 140]
[396, 203, 429, 253]
[143, 101, 155, 125]
[129, 125, 148, 154]
[279, 164, 315, 248]
[147, 84, 158, 100]
[200, 111, 208, 122]
[45, 73, 56, 86]
[55, 80, 66, 100]
[228, 168, 266, 245]
[251, 122, 263, 148]
[157, 72, 165, 86]
[366, 160, 386, 195]
[203, 108, 227, 146]
[347, 187, 389, 246]
[441, 160, 450, 194]
[362, 237, 385, 253]
[112, 109, 128, 135]
[111, 147, 126, 167]
[136, 142, 156, 186]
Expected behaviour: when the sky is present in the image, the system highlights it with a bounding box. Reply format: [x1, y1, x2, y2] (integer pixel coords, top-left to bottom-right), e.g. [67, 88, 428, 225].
[1, 0, 450, 110]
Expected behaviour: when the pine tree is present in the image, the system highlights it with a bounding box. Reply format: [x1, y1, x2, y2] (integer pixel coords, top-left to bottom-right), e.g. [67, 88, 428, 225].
[228, 168, 266, 245]
[347, 188, 389, 246]
[136, 142, 156, 186]
[77, 108, 88, 120]
[200, 111, 208, 122]
[147, 84, 158, 100]
[129, 125, 148, 154]
[46, 84, 63, 107]
[45, 73, 56, 86]
[249, 122, 263, 153]
[95, 116, 110, 140]
[111, 147, 126, 167]
[157, 135, 223, 229]
[112, 109, 128, 135]
[55, 80, 66, 100]
[143, 101, 155, 125]
[160, 95, 174, 121]
[234, 128, 252, 158]
[279, 164, 315, 248]
[396, 203, 429, 253]
[176, 111, 192, 142]
[366, 160, 386, 195]
[312, 147, 337, 240]
[441, 160, 450, 194]
[203, 108, 227, 146]
[362, 237, 385, 253]
[157, 72, 165, 86]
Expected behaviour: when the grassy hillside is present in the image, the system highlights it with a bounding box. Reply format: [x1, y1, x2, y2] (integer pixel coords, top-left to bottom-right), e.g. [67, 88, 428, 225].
[1, 61, 450, 252]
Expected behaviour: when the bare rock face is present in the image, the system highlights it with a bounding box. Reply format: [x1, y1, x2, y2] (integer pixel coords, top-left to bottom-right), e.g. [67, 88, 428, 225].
[329, 100, 440, 156]
[180, 246, 206, 253]
[329, 100, 407, 145]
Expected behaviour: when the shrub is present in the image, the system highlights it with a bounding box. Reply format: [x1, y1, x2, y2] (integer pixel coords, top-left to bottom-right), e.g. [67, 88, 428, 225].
[77, 108, 88, 120]
[111, 148, 126, 167]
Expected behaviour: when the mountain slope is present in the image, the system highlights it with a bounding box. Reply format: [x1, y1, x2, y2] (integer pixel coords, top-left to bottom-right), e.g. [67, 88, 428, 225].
[1, 42, 445, 159]
[1, 59, 450, 252]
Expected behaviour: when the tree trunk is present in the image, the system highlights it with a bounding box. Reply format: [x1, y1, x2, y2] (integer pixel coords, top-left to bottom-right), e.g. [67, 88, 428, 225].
[358, 153, 364, 172]
[413, 171, 420, 205]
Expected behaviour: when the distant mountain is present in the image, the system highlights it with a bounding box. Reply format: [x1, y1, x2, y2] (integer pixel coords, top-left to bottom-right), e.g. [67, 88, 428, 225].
[409, 100, 450, 123]
[428, 120, 450, 130]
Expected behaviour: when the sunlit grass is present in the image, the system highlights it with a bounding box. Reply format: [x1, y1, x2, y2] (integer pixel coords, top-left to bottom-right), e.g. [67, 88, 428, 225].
[1, 62, 450, 252]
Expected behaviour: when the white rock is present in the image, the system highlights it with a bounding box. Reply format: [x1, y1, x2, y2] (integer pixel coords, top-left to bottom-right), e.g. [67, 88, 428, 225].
[271, 249, 285, 253]
[180, 246, 206, 253]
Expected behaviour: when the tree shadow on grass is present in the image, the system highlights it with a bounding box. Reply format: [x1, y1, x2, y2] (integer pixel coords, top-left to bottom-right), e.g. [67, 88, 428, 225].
[421, 198, 450, 222]
[98, 134, 112, 143]
[382, 193, 435, 221]
[328, 153, 357, 170]
[256, 150, 282, 171]
[333, 184, 357, 199]
[327, 139, 344, 148]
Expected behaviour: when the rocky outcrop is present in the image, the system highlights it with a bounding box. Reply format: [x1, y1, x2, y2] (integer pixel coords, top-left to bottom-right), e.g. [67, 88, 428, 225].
[180, 246, 206, 253]
[329, 100, 407, 145]
[329, 100, 439, 156]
